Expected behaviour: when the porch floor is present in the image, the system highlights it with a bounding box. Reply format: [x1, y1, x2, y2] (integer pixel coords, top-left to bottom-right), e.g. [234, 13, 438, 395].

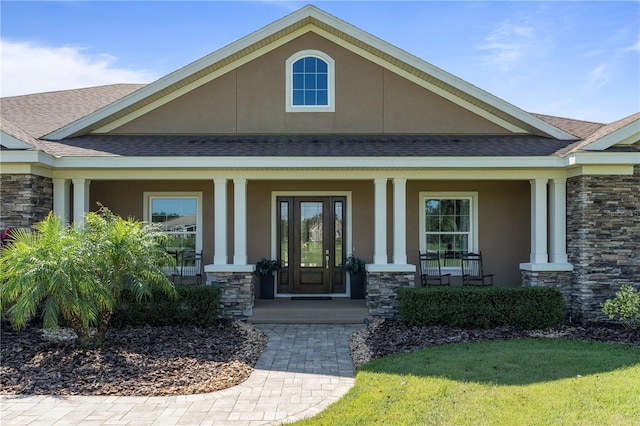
[249, 297, 371, 324]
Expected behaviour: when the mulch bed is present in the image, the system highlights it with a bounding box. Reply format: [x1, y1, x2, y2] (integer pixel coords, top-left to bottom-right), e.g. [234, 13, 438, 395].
[350, 319, 640, 368]
[1, 321, 267, 396]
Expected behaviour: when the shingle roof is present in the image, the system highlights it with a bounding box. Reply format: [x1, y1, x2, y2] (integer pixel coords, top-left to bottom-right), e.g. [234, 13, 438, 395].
[531, 113, 604, 139]
[0, 84, 145, 139]
[0, 116, 43, 150]
[2, 84, 637, 159]
[578, 112, 640, 147]
[41, 134, 579, 158]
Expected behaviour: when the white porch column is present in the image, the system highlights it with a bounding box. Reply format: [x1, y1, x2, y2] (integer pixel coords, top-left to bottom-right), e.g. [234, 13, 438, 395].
[392, 178, 407, 264]
[52, 178, 70, 221]
[72, 178, 90, 226]
[529, 178, 548, 264]
[373, 178, 388, 264]
[549, 178, 568, 264]
[214, 178, 228, 265]
[233, 178, 248, 265]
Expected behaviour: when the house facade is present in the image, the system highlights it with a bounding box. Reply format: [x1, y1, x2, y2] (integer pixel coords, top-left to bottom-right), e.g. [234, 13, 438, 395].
[1, 6, 638, 323]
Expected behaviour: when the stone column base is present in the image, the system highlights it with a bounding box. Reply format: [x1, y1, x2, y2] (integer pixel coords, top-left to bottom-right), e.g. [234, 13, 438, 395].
[205, 269, 254, 320]
[521, 269, 573, 319]
[366, 265, 416, 319]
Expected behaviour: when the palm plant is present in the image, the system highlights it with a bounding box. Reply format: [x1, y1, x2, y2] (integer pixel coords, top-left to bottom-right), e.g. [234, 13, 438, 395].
[0, 207, 177, 346]
[83, 206, 177, 342]
[0, 213, 109, 345]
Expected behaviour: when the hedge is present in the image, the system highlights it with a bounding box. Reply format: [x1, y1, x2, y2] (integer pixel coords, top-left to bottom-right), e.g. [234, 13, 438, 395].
[110, 285, 221, 327]
[398, 286, 567, 329]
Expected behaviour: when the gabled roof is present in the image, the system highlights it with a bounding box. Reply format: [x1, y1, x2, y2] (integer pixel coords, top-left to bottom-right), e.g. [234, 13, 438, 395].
[43, 5, 575, 141]
[530, 114, 605, 139]
[0, 84, 145, 140]
[0, 117, 41, 150]
[579, 113, 640, 151]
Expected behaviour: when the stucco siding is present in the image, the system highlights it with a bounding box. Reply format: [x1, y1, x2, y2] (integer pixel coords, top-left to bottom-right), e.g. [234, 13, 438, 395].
[89, 180, 216, 263]
[88, 178, 529, 287]
[407, 180, 530, 286]
[108, 32, 513, 135]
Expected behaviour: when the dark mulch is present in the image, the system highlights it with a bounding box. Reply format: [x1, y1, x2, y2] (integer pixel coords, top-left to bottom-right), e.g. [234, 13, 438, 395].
[1, 321, 267, 396]
[359, 319, 640, 367]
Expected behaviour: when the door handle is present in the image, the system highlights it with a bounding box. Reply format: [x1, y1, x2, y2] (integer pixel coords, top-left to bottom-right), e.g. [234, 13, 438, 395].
[325, 250, 330, 269]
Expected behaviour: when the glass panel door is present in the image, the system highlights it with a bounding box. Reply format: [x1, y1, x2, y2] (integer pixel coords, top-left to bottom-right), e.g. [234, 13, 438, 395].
[277, 196, 346, 294]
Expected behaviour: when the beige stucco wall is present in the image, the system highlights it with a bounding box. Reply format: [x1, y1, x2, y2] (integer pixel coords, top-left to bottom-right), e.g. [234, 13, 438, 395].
[89, 178, 528, 287]
[111, 32, 511, 135]
[406, 180, 530, 286]
[89, 180, 216, 263]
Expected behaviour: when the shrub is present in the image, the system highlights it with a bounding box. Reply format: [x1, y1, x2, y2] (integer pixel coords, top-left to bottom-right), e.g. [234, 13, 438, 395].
[399, 286, 567, 329]
[110, 285, 221, 327]
[601, 285, 640, 329]
[0, 208, 177, 346]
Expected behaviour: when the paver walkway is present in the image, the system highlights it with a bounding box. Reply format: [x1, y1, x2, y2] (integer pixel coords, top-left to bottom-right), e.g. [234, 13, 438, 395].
[0, 324, 363, 425]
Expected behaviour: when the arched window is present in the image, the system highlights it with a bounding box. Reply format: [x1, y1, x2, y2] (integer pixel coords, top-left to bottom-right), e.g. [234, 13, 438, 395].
[286, 50, 335, 112]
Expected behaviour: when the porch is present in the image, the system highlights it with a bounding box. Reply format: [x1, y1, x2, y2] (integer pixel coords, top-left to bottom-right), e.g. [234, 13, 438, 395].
[249, 298, 370, 324]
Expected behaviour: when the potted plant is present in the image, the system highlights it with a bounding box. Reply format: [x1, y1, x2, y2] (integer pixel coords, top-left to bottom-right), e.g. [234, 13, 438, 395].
[254, 258, 281, 299]
[340, 255, 367, 299]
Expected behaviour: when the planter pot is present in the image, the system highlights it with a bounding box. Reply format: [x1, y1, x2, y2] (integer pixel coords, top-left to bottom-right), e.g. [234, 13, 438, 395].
[350, 272, 366, 299]
[259, 274, 275, 299]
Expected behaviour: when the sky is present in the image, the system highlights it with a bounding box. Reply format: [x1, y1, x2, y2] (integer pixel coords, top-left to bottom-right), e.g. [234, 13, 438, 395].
[1, 1, 638, 123]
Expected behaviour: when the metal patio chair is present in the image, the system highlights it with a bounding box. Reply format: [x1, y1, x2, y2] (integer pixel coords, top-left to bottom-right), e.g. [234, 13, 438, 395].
[461, 252, 494, 286]
[418, 251, 451, 286]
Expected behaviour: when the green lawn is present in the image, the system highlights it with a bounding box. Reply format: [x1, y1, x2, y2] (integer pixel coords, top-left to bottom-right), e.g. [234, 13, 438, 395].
[295, 338, 640, 426]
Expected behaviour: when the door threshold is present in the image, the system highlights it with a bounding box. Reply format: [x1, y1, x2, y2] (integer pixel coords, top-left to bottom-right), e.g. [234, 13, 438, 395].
[291, 296, 332, 300]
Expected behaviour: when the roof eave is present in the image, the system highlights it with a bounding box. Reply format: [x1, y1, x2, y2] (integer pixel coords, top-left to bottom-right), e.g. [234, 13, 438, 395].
[581, 118, 640, 151]
[1, 131, 36, 149]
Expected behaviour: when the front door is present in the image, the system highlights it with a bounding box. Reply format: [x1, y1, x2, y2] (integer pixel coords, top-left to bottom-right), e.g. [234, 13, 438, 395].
[277, 196, 346, 294]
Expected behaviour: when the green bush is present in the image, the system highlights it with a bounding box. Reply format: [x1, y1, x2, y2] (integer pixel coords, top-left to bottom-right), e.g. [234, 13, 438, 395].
[602, 285, 640, 329]
[399, 286, 567, 329]
[110, 285, 221, 327]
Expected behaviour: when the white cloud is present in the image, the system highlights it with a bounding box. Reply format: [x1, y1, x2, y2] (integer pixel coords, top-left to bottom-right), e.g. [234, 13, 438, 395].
[588, 63, 611, 89]
[477, 20, 549, 72]
[624, 40, 640, 52]
[0, 39, 158, 97]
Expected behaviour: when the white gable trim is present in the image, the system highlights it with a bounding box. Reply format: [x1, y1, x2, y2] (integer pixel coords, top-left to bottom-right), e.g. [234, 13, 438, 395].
[1, 131, 34, 149]
[0, 149, 56, 166]
[45, 5, 574, 141]
[582, 118, 640, 151]
[92, 27, 313, 134]
[93, 24, 527, 135]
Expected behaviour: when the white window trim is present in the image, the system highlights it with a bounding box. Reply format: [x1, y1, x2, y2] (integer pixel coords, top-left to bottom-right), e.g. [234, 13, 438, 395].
[285, 49, 335, 113]
[143, 192, 203, 253]
[418, 191, 479, 275]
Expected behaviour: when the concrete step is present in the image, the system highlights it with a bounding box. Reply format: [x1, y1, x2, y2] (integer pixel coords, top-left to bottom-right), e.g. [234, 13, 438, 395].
[249, 298, 371, 324]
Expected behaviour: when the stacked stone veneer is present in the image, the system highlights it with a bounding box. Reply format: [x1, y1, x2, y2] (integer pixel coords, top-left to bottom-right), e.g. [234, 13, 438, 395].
[0, 174, 53, 229]
[566, 165, 640, 323]
[521, 270, 573, 315]
[206, 272, 254, 320]
[366, 271, 415, 318]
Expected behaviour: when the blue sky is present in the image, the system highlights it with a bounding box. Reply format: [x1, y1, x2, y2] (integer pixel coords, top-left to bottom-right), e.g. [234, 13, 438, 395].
[1, 1, 638, 123]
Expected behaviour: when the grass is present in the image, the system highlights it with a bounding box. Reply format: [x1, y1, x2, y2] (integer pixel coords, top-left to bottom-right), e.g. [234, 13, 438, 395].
[294, 338, 640, 425]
